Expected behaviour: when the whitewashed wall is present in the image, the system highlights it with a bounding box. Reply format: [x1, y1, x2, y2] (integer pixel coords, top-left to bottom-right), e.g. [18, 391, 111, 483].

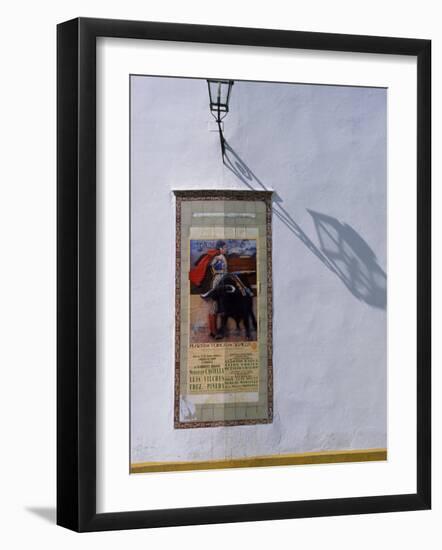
[131, 75, 386, 462]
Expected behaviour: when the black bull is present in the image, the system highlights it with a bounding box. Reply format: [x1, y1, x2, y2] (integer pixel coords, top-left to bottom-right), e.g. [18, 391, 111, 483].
[209, 275, 257, 339]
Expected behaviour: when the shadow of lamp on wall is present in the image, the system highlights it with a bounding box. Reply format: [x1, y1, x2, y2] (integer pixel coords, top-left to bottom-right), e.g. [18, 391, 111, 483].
[308, 211, 387, 309]
[221, 140, 386, 310]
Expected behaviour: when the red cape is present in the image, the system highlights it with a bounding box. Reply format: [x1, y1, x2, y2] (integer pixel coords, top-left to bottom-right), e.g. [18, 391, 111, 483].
[189, 249, 219, 286]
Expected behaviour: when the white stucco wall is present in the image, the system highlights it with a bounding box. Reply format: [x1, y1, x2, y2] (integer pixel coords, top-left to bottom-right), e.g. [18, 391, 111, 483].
[130, 75, 387, 463]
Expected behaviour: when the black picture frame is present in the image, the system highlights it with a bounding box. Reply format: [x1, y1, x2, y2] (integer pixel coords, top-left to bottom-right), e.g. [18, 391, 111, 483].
[57, 17, 431, 532]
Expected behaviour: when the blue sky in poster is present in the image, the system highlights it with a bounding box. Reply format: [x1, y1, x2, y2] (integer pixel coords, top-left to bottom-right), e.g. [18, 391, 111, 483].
[190, 239, 256, 266]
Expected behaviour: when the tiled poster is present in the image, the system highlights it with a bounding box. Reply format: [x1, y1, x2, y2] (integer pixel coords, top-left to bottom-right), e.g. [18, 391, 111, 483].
[174, 190, 273, 428]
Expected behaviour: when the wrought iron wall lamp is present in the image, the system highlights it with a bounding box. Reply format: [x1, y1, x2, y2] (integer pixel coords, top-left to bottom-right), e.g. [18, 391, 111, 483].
[207, 79, 234, 157]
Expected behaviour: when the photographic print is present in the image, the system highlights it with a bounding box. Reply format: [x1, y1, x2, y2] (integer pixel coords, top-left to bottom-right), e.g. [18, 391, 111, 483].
[130, 74, 387, 474]
[57, 19, 431, 530]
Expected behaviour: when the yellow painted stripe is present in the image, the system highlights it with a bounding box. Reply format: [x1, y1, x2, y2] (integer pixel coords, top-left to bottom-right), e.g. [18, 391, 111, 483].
[130, 448, 387, 474]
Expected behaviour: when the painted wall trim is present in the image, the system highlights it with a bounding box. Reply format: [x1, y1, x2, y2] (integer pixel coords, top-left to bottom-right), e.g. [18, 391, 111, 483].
[130, 448, 387, 473]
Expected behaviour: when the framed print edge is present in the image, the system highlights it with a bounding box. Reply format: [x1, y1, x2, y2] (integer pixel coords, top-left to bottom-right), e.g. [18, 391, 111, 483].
[57, 17, 431, 532]
[57, 17, 80, 531]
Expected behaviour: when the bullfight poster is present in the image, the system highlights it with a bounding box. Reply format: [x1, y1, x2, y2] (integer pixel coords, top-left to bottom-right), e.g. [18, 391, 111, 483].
[174, 190, 273, 428]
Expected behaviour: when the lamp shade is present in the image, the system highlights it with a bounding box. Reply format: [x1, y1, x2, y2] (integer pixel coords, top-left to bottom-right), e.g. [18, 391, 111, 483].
[207, 79, 234, 116]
